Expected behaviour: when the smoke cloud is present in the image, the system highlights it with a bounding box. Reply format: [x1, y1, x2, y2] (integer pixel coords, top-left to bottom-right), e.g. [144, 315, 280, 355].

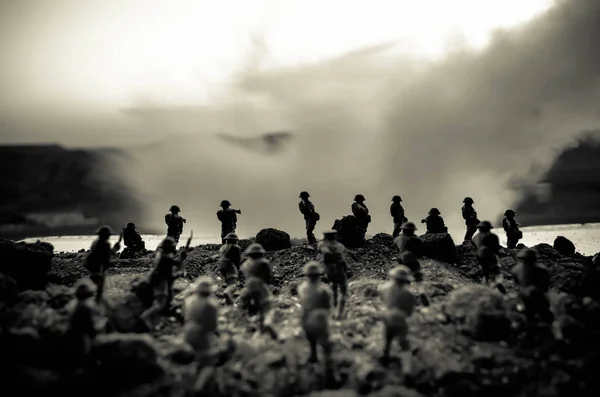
[120, 0, 600, 241]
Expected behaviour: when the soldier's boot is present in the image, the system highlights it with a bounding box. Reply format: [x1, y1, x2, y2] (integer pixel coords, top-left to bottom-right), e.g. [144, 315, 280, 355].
[336, 295, 346, 320]
[308, 339, 319, 363]
[259, 309, 279, 340]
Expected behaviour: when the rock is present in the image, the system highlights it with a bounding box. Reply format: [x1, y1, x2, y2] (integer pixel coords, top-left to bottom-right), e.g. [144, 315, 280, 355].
[92, 333, 164, 389]
[372, 233, 394, 246]
[332, 215, 364, 248]
[255, 228, 292, 251]
[371, 386, 425, 397]
[0, 274, 18, 309]
[553, 236, 576, 256]
[0, 239, 54, 290]
[420, 233, 457, 264]
[104, 292, 148, 333]
[533, 244, 588, 294]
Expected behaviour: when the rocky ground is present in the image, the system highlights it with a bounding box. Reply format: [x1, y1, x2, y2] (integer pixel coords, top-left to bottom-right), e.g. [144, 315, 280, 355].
[1, 232, 600, 397]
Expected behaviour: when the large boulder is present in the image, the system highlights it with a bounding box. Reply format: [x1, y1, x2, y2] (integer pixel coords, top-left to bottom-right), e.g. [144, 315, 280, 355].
[553, 236, 576, 256]
[255, 228, 291, 251]
[533, 243, 588, 294]
[332, 215, 364, 248]
[420, 233, 457, 264]
[0, 239, 54, 290]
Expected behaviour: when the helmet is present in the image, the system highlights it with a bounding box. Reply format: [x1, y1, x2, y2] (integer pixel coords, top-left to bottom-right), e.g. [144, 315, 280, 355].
[517, 248, 537, 262]
[303, 261, 323, 276]
[354, 194, 366, 202]
[389, 265, 413, 282]
[401, 222, 417, 231]
[224, 232, 239, 241]
[169, 205, 181, 212]
[391, 195, 402, 202]
[126, 222, 136, 229]
[159, 237, 177, 249]
[245, 243, 266, 256]
[428, 208, 441, 215]
[96, 225, 113, 236]
[504, 209, 516, 217]
[463, 197, 474, 204]
[74, 278, 97, 300]
[299, 191, 310, 199]
[323, 230, 338, 237]
[476, 220, 493, 229]
[220, 200, 231, 208]
[194, 276, 213, 294]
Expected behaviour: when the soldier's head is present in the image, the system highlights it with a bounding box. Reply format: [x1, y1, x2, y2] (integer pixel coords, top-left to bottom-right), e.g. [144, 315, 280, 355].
[463, 197, 474, 205]
[220, 200, 231, 209]
[96, 225, 112, 240]
[476, 220, 493, 232]
[299, 191, 310, 200]
[245, 243, 266, 258]
[354, 194, 366, 203]
[194, 276, 213, 297]
[401, 222, 417, 235]
[303, 261, 323, 281]
[504, 209, 516, 218]
[126, 222, 136, 230]
[169, 205, 181, 214]
[389, 265, 413, 285]
[478, 246, 498, 266]
[428, 208, 441, 216]
[74, 278, 97, 301]
[159, 237, 177, 252]
[323, 230, 337, 241]
[224, 233, 239, 244]
[391, 195, 402, 203]
[517, 248, 537, 265]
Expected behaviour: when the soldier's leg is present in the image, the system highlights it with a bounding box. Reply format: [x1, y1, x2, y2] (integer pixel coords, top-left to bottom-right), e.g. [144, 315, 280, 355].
[307, 335, 319, 363]
[337, 278, 347, 320]
[464, 225, 476, 241]
[141, 294, 168, 330]
[94, 272, 105, 302]
[223, 275, 237, 305]
[260, 300, 278, 339]
[331, 282, 338, 308]
[399, 336, 413, 375]
[306, 220, 317, 244]
[380, 322, 395, 364]
[392, 222, 401, 239]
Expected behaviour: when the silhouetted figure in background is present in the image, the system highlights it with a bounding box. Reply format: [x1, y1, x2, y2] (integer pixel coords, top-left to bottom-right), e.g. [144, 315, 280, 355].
[217, 200, 241, 244]
[421, 208, 448, 234]
[123, 222, 145, 252]
[298, 191, 320, 244]
[141, 237, 187, 331]
[390, 195, 407, 238]
[165, 205, 186, 243]
[218, 232, 242, 304]
[83, 226, 121, 302]
[394, 222, 424, 282]
[378, 265, 417, 375]
[298, 261, 333, 364]
[317, 230, 348, 319]
[462, 197, 479, 241]
[473, 221, 506, 293]
[502, 209, 522, 249]
[352, 194, 371, 241]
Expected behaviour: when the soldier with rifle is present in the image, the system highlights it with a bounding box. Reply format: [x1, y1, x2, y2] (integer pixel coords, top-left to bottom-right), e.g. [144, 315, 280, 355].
[83, 226, 121, 302]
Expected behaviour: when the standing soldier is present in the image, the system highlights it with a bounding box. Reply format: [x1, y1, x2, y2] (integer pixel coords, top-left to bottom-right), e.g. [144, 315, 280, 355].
[218, 232, 242, 304]
[83, 226, 121, 302]
[123, 222, 146, 252]
[394, 222, 424, 281]
[298, 191, 320, 244]
[473, 221, 506, 293]
[165, 205, 186, 244]
[352, 194, 371, 241]
[390, 195, 407, 238]
[378, 265, 417, 375]
[298, 261, 333, 364]
[240, 243, 278, 339]
[461, 197, 479, 241]
[502, 209, 522, 249]
[217, 200, 242, 244]
[420, 208, 448, 234]
[316, 230, 348, 319]
[141, 237, 188, 331]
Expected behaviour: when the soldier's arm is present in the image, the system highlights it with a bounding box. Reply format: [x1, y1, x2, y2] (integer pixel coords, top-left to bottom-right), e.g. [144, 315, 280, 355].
[264, 262, 273, 285]
[216, 211, 223, 221]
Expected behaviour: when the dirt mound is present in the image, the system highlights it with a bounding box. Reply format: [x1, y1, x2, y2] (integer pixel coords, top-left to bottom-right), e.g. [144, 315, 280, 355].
[553, 236, 576, 256]
[332, 215, 364, 248]
[420, 233, 457, 264]
[0, 239, 54, 290]
[255, 228, 292, 251]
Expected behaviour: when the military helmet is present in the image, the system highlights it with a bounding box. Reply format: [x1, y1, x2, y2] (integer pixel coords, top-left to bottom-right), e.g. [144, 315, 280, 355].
[224, 232, 239, 241]
[220, 200, 231, 208]
[96, 225, 113, 236]
[463, 197, 474, 204]
[74, 278, 97, 300]
[504, 209, 516, 217]
[517, 248, 537, 262]
[303, 261, 323, 276]
[245, 243, 266, 255]
[476, 220, 493, 229]
[299, 191, 310, 199]
[354, 194, 366, 202]
[391, 195, 402, 202]
[126, 222, 136, 229]
[428, 208, 441, 215]
[194, 276, 213, 294]
[400, 221, 417, 231]
[389, 265, 413, 282]
[159, 237, 177, 249]
[169, 205, 181, 212]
